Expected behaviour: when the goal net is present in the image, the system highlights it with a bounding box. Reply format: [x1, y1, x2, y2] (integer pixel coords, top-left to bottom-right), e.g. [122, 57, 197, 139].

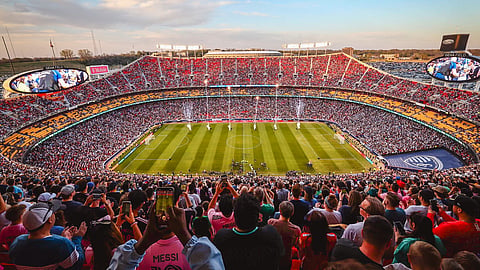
[334, 133, 345, 144]
[144, 133, 155, 145]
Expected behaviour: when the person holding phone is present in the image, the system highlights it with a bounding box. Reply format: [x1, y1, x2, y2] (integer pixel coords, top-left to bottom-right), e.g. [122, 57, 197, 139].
[118, 190, 148, 241]
[108, 205, 224, 270]
[116, 201, 142, 241]
[392, 213, 446, 268]
[207, 178, 239, 235]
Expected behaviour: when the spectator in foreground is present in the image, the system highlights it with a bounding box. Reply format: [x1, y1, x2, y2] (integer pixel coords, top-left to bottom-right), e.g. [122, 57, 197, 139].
[404, 189, 434, 231]
[268, 201, 301, 270]
[290, 184, 310, 228]
[207, 180, 238, 235]
[393, 213, 446, 268]
[453, 250, 480, 270]
[0, 204, 28, 249]
[214, 193, 284, 270]
[331, 215, 393, 270]
[300, 210, 337, 270]
[254, 186, 275, 226]
[384, 191, 406, 225]
[9, 201, 87, 269]
[341, 196, 385, 247]
[428, 195, 480, 257]
[338, 190, 362, 225]
[108, 206, 224, 270]
[316, 194, 342, 224]
[407, 241, 441, 270]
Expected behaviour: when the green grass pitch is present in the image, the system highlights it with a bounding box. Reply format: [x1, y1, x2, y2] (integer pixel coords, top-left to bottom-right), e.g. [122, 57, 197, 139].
[114, 122, 374, 175]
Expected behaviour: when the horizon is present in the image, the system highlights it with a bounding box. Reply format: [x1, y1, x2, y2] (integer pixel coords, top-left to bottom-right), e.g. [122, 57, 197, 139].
[1, 0, 479, 58]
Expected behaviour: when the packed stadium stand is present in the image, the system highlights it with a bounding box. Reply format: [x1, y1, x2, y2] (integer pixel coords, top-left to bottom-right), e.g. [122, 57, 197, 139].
[2, 52, 480, 270]
[0, 53, 479, 167]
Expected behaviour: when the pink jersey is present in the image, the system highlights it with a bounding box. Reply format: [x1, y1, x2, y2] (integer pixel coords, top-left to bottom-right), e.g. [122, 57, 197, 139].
[208, 208, 235, 235]
[137, 235, 191, 270]
[0, 224, 28, 248]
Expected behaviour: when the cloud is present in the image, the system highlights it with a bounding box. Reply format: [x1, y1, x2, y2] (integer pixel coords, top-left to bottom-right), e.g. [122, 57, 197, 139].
[0, 0, 231, 29]
[233, 11, 270, 17]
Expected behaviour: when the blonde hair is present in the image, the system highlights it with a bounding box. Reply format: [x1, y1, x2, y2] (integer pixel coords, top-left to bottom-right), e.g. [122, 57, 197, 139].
[408, 241, 441, 270]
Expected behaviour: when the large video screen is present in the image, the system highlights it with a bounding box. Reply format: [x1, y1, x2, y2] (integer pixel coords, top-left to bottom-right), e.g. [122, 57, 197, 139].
[426, 56, 480, 83]
[6, 68, 88, 94]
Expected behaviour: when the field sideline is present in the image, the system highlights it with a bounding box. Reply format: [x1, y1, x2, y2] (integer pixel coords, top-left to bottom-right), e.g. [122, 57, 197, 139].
[114, 122, 374, 175]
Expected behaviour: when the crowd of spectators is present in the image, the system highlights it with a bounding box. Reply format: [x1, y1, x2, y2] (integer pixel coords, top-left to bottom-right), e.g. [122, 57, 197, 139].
[0, 54, 479, 142]
[1, 153, 479, 269]
[24, 97, 475, 173]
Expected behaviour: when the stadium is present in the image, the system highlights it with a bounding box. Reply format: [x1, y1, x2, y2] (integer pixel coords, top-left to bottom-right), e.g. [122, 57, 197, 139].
[1, 50, 480, 269]
[0, 53, 478, 174]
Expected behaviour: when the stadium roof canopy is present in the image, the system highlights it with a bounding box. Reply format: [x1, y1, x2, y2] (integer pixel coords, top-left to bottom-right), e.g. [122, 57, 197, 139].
[204, 50, 282, 58]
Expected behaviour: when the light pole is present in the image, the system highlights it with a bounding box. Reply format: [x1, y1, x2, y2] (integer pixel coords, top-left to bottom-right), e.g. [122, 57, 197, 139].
[228, 86, 232, 130]
[274, 84, 278, 130]
[254, 96, 259, 130]
[205, 79, 210, 130]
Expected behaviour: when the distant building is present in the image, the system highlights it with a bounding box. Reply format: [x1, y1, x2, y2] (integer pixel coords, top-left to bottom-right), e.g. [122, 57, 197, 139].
[380, 54, 399, 61]
[204, 50, 282, 58]
[342, 47, 354, 56]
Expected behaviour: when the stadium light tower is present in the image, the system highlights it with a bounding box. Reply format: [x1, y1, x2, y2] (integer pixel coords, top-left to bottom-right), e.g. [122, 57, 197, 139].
[254, 96, 259, 130]
[228, 86, 232, 130]
[205, 79, 210, 130]
[274, 84, 279, 130]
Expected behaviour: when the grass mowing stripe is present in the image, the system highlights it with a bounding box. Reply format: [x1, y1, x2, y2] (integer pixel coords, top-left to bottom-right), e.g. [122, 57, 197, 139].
[116, 122, 374, 175]
[213, 124, 229, 172]
[233, 124, 244, 163]
[302, 124, 341, 172]
[243, 123, 254, 173]
[144, 125, 186, 173]
[276, 123, 309, 170]
[251, 124, 265, 172]
[189, 125, 213, 172]
[124, 125, 179, 173]
[200, 124, 222, 171]
[315, 123, 368, 173]
[284, 124, 319, 171]
[267, 124, 289, 173]
[176, 124, 208, 172]
[161, 125, 199, 173]
[140, 125, 181, 165]
[257, 123, 279, 173]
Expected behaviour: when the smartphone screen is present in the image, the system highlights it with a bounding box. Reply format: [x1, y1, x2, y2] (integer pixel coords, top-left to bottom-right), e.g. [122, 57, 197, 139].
[122, 201, 131, 216]
[394, 221, 406, 235]
[156, 187, 175, 219]
[430, 199, 439, 212]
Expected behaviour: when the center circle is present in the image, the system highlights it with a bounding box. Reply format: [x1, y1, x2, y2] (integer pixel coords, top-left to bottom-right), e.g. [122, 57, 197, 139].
[226, 135, 262, 149]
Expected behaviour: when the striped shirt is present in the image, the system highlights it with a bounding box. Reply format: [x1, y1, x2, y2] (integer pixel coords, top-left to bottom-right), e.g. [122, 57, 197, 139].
[9, 234, 84, 270]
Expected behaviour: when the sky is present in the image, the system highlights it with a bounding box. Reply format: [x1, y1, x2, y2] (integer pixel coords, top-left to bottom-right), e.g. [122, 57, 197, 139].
[0, 0, 479, 58]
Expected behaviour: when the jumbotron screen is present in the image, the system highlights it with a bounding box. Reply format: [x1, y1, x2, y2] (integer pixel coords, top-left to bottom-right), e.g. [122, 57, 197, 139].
[4, 68, 88, 94]
[426, 56, 480, 83]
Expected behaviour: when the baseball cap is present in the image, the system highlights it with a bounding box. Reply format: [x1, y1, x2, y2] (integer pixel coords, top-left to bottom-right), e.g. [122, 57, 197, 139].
[432, 186, 449, 197]
[23, 201, 66, 231]
[37, 192, 56, 202]
[60, 185, 75, 196]
[453, 195, 478, 217]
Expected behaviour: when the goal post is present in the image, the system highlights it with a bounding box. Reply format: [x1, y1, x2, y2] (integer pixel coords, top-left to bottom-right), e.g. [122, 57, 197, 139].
[144, 133, 155, 145]
[334, 133, 345, 144]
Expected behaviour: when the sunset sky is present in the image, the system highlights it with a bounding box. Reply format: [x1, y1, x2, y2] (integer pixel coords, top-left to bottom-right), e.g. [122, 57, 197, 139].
[0, 0, 478, 58]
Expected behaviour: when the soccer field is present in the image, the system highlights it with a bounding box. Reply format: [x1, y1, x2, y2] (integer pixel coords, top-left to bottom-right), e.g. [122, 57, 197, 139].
[114, 122, 374, 175]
